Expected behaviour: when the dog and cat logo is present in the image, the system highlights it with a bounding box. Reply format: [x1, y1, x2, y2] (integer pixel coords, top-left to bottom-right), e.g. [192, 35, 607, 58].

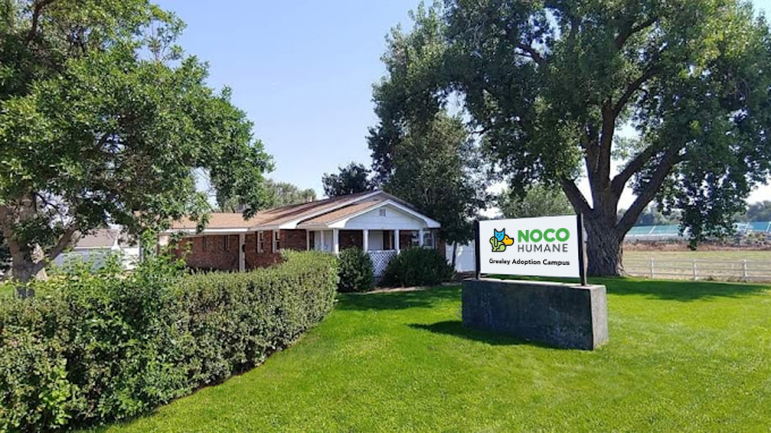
[490, 228, 514, 252]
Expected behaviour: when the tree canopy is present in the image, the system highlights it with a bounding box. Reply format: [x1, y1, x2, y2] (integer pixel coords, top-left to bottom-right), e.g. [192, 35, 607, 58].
[372, 0, 771, 275]
[0, 0, 272, 284]
[322, 162, 374, 197]
[497, 185, 573, 219]
[743, 201, 771, 222]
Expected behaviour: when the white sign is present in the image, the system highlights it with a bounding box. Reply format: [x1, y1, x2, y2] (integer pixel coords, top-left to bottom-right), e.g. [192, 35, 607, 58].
[478, 215, 584, 278]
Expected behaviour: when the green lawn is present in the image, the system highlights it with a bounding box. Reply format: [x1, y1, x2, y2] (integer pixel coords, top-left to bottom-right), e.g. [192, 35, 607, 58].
[92, 278, 771, 433]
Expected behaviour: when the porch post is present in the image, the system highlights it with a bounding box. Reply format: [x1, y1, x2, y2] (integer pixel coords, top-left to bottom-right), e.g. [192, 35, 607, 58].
[394, 229, 400, 253]
[418, 228, 424, 247]
[320, 230, 325, 252]
[363, 229, 369, 252]
[306, 230, 310, 251]
[333, 229, 340, 255]
[239, 234, 246, 271]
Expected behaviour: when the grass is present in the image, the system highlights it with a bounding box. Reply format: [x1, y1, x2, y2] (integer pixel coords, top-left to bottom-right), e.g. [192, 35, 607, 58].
[91, 278, 771, 433]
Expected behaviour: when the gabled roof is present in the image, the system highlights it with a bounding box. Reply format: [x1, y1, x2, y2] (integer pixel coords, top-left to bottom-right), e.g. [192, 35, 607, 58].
[166, 190, 439, 233]
[74, 229, 120, 248]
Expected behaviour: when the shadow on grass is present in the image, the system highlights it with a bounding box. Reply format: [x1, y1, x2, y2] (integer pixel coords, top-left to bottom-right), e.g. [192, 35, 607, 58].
[336, 285, 460, 311]
[598, 277, 770, 301]
[489, 274, 769, 301]
[408, 320, 561, 349]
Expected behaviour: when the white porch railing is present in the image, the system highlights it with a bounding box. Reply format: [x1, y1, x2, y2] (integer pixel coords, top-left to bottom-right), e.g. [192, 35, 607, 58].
[367, 250, 397, 277]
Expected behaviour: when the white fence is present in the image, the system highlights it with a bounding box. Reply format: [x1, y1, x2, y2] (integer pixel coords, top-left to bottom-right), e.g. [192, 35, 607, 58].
[446, 242, 476, 273]
[367, 250, 397, 277]
[624, 258, 771, 282]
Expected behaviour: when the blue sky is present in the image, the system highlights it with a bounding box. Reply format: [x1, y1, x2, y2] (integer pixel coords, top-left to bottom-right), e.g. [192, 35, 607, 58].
[158, 0, 771, 206]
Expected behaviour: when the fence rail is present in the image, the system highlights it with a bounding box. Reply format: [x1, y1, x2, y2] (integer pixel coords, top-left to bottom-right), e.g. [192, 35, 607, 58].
[367, 250, 397, 277]
[624, 259, 771, 282]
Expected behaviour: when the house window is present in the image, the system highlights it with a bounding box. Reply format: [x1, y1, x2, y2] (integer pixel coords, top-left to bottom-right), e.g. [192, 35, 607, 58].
[423, 231, 436, 248]
[257, 232, 264, 253]
[202, 236, 208, 252]
[273, 230, 280, 251]
[224, 236, 230, 251]
[379, 209, 387, 217]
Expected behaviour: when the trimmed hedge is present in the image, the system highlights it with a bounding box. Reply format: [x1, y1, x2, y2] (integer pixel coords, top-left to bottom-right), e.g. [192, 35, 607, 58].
[382, 247, 455, 287]
[337, 247, 374, 292]
[0, 251, 337, 432]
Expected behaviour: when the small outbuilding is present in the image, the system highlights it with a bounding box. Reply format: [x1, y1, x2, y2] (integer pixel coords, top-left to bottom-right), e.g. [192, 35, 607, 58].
[161, 190, 442, 276]
[54, 229, 140, 270]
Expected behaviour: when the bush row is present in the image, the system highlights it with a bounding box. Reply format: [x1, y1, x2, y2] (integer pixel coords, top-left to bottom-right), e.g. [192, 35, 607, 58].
[0, 251, 337, 432]
[336, 246, 454, 291]
[382, 247, 455, 287]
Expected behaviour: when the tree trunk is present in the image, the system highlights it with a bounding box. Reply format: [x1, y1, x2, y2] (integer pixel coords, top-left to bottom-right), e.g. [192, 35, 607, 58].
[8, 239, 47, 297]
[451, 242, 458, 269]
[584, 215, 623, 276]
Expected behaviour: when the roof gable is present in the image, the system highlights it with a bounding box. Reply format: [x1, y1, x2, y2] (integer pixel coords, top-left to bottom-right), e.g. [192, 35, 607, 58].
[166, 190, 441, 232]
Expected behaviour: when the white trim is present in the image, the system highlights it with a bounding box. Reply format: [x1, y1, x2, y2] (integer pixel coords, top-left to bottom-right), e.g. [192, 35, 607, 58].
[299, 200, 440, 230]
[363, 229, 369, 252]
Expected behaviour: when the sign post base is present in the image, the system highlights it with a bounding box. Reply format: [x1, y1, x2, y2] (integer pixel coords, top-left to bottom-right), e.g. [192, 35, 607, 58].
[462, 278, 608, 350]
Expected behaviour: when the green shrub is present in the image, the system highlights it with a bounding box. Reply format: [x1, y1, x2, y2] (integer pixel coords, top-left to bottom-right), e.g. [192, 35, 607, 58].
[382, 247, 455, 287]
[337, 247, 374, 292]
[0, 251, 337, 432]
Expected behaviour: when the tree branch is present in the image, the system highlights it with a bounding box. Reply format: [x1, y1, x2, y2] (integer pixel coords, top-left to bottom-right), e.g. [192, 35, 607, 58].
[613, 66, 658, 116]
[516, 43, 545, 66]
[614, 16, 658, 49]
[26, 0, 57, 42]
[610, 144, 659, 195]
[617, 147, 681, 234]
[560, 178, 592, 216]
[45, 223, 80, 262]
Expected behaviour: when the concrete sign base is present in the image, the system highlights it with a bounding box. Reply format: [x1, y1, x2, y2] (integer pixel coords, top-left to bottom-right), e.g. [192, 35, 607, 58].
[462, 278, 608, 350]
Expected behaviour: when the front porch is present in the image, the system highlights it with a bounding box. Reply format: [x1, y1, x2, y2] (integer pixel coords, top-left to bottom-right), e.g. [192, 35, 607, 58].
[306, 229, 438, 276]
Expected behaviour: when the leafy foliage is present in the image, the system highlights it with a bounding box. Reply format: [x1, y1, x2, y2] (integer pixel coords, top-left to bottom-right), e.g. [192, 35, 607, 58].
[0, 251, 337, 431]
[382, 247, 454, 287]
[337, 247, 374, 292]
[368, 5, 487, 247]
[618, 203, 681, 226]
[742, 201, 771, 222]
[322, 163, 374, 198]
[0, 0, 272, 282]
[497, 184, 573, 219]
[218, 179, 316, 211]
[377, 0, 771, 274]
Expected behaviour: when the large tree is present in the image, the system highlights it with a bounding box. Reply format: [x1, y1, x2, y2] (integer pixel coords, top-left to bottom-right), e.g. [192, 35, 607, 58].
[322, 162, 374, 197]
[369, 5, 488, 263]
[370, 1, 771, 275]
[497, 184, 573, 219]
[217, 179, 315, 211]
[0, 1, 272, 286]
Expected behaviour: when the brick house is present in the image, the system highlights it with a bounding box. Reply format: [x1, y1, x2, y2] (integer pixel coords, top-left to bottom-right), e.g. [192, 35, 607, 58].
[160, 190, 441, 276]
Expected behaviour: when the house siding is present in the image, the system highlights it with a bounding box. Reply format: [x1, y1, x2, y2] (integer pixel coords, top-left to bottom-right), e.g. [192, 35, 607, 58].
[172, 235, 240, 271]
[175, 230, 310, 272]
